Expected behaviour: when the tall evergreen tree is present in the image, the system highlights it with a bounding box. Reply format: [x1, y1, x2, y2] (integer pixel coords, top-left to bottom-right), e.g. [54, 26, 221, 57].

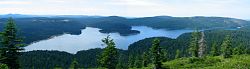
[210, 42, 219, 56]
[221, 35, 232, 58]
[142, 52, 150, 67]
[70, 58, 78, 69]
[175, 49, 181, 59]
[189, 30, 199, 57]
[116, 56, 127, 69]
[128, 56, 135, 68]
[98, 35, 119, 69]
[150, 38, 163, 69]
[0, 18, 25, 69]
[134, 56, 142, 68]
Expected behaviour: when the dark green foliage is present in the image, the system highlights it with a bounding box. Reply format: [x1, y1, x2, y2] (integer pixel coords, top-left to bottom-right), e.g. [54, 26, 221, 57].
[90, 21, 140, 36]
[98, 36, 119, 69]
[210, 42, 220, 56]
[189, 30, 199, 57]
[233, 43, 246, 55]
[0, 63, 8, 69]
[221, 35, 232, 58]
[15, 27, 250, 69]
[150, 38, 163, 69]
[19, 49, 127, 69]
[70, 58, 79, 69]
[128, 37, 159, 57]
[127, 16, 249, 30]
[175, 49, 181, 59]
[116, 50, 129, 69]
[75, 48, 103, 68]
[127, 26, 250, 68]
[128, 56, 135, 68]
[0, 18, 25, 69]
[134, 56, 142, 68]
[128, 37, 174, 59]
[116, 56, 127, 69]
[19, 50, 73, 69]
[161, 49, 168, 62]
[142, 52, 150, 67]
[0, 18, 85, 44]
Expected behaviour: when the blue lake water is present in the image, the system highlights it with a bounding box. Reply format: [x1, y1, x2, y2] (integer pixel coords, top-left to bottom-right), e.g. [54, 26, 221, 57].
[25, 26, 193, 53]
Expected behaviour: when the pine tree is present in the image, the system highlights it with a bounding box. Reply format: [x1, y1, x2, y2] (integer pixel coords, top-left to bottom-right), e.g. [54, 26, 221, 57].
[198, 32, 206, 57]
[116, 53, 128, 69]
[233, 43, 245, 55]
[161, 49, 168, 62]
[150, 38, 163, 69]
[0, 64, 8, 69]
[70, 58, 78, 69]
[128, 56, 135, 68]
[247, 48, 250, 54]
[116, 57, 125, 69]
[189, 30, 199, 57]
[98, 35, 119, 69]
[221, 35, 232, 58]
[210, 42, 219, 56]
[175, 49, 181, 59]
[142, 52, 150, 67]
[0, 18, 25, 69]
[134, 56, 142, 68]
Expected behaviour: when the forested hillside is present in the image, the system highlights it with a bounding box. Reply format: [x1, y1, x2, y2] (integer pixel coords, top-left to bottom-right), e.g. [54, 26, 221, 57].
[19, 50, 73, 69]
[15, 26, 250, 69]
[128, 27, 250, 63]
[1, 16, 250, 69]
[0, 18, 85, 44]
[128, 16, 250, 30]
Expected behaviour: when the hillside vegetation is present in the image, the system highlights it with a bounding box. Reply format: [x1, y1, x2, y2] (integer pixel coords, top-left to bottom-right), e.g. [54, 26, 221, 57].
[139, 55, 250, 69]
[1, 17, 250, 69]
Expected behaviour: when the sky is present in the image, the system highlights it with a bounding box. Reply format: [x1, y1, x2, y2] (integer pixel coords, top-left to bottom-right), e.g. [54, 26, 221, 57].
[0, 0, 250, 19]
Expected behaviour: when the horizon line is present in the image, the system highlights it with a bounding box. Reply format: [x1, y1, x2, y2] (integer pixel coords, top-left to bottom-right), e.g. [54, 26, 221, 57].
[0, 13, 247, 20]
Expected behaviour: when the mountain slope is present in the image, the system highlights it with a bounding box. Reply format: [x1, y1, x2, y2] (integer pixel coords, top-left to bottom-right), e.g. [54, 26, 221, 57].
[0, 17, 85, 44]
[127, 16, 250, 30]
[141, 55, 250, 69]
[128, 27, 250, 61]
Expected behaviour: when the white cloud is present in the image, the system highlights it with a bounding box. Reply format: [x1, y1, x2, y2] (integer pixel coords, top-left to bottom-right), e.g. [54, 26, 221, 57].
[108, 0, 159, 6]
[0, 1, 32, 5]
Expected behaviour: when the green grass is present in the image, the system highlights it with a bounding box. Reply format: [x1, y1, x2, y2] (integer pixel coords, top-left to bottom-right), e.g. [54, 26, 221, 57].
[141, 55, 250, 69]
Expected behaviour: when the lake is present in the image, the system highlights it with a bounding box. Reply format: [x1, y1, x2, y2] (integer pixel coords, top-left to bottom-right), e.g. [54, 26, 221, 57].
[25, 26, 193, 53]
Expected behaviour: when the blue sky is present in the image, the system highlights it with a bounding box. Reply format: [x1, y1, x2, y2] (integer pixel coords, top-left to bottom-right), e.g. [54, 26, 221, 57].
[0, 0, 250, 19]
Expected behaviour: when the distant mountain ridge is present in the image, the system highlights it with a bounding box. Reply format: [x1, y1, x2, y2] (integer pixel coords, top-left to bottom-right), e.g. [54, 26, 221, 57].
[0, 14, 250, 44]
[77, 15, 250, 30]
[0, 14, 103, 18]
